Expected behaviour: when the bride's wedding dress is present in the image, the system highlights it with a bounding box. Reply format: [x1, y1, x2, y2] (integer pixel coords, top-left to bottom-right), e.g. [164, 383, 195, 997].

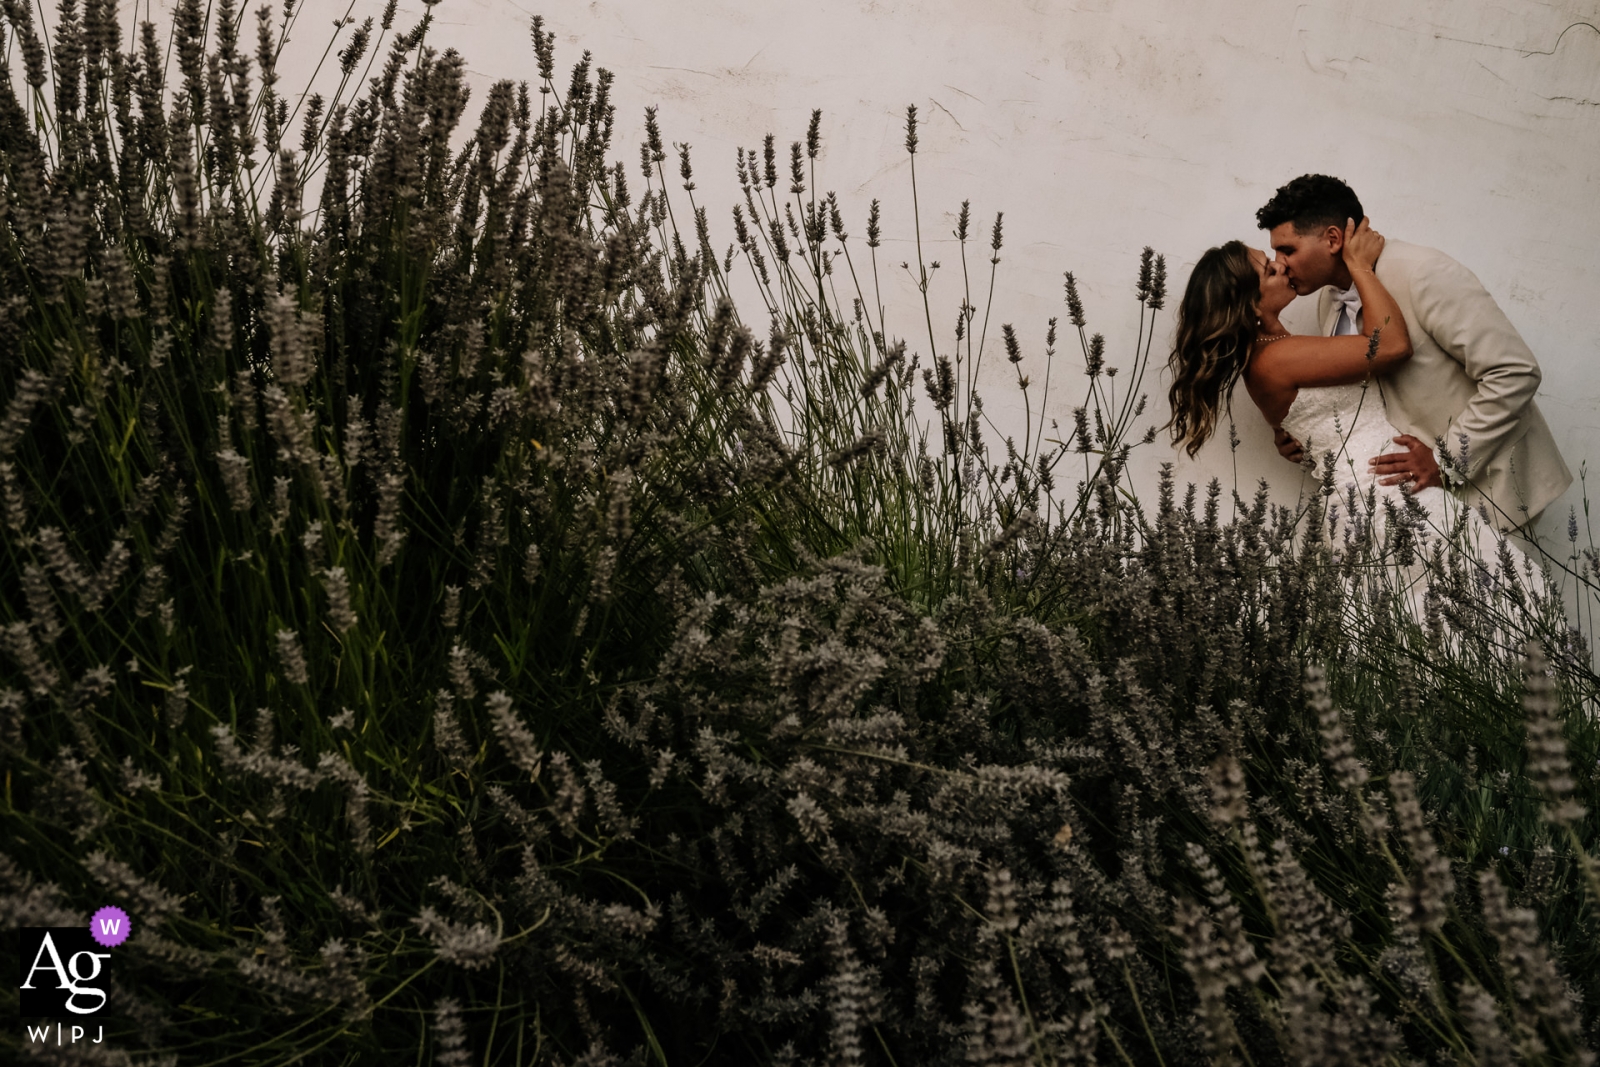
[1280, 381, 1534, 624]
[1280, 380, 1449, 529]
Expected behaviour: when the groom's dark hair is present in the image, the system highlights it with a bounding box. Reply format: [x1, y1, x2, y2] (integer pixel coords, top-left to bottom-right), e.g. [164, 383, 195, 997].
[1256, 174, 1363, 234]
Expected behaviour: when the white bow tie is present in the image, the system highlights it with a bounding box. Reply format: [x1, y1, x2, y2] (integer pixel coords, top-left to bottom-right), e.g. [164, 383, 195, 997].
[1332, 285, 1363, 334]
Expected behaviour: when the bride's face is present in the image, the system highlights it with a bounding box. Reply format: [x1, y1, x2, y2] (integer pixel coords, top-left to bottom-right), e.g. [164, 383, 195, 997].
[1248, 248, 1296, 316]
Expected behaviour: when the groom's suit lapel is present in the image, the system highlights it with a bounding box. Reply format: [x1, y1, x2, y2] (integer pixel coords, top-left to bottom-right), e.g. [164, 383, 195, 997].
[1315, 287, 1340, 337]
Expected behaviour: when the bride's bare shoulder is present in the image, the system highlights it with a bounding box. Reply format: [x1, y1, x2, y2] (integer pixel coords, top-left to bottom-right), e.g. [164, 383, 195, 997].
[1247, 335, 1320, 390]
[1244, 342, 1301, 425]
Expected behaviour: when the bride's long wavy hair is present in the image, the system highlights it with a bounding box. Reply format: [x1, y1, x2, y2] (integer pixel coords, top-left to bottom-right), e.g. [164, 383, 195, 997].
[1167, 241, 1259, 458]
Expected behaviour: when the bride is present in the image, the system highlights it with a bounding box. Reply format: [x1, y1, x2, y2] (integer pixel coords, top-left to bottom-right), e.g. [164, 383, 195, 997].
[1171, 219, 1433, 515]
[1165, 218, 1493, 563]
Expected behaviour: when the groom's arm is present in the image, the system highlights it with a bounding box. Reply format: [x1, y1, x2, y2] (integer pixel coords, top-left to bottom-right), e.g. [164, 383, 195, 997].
[1409, 253, 1542, 485]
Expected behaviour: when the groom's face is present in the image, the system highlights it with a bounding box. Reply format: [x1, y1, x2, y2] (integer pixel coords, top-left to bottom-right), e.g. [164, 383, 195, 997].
[1268, 222, 1343, 294]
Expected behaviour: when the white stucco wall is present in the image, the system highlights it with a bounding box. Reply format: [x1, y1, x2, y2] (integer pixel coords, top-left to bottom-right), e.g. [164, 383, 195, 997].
[126, 2, 1600, 540]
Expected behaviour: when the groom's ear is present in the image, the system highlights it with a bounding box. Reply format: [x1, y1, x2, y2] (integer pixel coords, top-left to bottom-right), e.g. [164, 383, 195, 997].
[1323, 223, 1346, 254]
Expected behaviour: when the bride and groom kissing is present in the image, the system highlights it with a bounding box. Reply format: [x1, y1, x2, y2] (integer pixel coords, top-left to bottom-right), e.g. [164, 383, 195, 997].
[1167, 173, 1571, 540]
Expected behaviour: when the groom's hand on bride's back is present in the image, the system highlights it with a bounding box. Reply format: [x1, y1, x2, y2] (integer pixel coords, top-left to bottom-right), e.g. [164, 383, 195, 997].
[1274, 427, 1305, 464]
[1369, 434, 1443, 492]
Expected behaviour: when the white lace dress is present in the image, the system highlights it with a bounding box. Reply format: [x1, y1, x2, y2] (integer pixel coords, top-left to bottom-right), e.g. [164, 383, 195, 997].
[1279, 382, 1527, 595]
[1280, 381, 1449, 527]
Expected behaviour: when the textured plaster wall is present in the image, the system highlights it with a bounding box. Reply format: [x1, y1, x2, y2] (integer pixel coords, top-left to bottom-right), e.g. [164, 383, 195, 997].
[168, 1, 1600, 534]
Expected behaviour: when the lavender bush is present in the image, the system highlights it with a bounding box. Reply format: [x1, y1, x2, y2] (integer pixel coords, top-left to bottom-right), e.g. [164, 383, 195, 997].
[2, 3, 1598, 1064]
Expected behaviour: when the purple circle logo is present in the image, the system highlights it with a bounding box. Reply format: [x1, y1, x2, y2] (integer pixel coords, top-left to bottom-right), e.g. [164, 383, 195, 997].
[90, 905, 131, 948]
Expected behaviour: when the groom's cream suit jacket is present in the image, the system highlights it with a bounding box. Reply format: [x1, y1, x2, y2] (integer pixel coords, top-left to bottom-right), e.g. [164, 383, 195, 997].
[1314, 239, 1571, 529]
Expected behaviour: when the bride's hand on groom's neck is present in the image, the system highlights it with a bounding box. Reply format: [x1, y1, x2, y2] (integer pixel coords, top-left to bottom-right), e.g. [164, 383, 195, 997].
[1341, 217, 1385, 273]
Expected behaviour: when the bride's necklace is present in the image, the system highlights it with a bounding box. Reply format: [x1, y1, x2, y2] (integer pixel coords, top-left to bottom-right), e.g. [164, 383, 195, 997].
[1256, 332, 1290, 345]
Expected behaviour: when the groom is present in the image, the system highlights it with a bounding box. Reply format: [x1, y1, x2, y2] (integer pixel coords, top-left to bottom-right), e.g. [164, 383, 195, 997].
[1257, 174, 1571, 530]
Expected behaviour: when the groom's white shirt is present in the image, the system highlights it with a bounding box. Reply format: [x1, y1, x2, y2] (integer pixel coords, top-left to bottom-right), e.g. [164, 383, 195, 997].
[1314, 239, 1571, 529]
[1330, 284, 1363, 336]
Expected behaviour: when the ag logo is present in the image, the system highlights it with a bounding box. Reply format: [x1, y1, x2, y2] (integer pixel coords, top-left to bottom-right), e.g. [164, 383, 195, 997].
[19, 907, 128, 1020]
